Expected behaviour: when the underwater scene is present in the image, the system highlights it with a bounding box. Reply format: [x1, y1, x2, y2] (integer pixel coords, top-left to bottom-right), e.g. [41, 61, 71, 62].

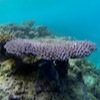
[0, 0, 100, 100]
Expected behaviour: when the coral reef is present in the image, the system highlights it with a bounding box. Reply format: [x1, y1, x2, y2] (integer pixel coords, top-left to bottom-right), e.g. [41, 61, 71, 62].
[0, 21, 52, 39]
[3, 38, 97, 96]
[0, 21, 99, 100]
[0, 58, 100, 100]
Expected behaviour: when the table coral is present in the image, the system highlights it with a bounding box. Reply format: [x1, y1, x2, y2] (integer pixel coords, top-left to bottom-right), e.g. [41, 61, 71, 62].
[4, 38, 96, 60]
[3, 38, 97, 93]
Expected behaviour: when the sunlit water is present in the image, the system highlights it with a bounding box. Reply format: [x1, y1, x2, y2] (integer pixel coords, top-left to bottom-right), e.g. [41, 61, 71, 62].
[0, 0, 100, 67]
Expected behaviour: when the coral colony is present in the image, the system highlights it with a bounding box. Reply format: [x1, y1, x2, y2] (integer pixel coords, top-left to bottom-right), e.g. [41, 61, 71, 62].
[4, 38, 96, 60]
[4, 38, 97, 92]
[0, 20, 51, 38]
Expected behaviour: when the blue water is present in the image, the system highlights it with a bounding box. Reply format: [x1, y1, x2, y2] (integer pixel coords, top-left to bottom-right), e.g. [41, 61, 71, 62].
[0, 0, 100, 66]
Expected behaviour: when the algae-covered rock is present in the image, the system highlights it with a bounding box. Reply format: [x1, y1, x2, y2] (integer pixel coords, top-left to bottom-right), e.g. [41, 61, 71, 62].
[0, 57, 100, 100]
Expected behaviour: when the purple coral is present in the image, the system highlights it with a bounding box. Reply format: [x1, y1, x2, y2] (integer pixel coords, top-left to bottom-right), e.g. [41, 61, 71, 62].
[4, 38, 96, 61]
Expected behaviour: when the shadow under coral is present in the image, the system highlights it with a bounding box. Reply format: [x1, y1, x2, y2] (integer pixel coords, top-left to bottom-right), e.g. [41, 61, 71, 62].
[10, 58, 69, 94]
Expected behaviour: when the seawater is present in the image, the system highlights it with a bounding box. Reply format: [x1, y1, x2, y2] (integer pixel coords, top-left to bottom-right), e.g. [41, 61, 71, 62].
[0, 0, 100, 67]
